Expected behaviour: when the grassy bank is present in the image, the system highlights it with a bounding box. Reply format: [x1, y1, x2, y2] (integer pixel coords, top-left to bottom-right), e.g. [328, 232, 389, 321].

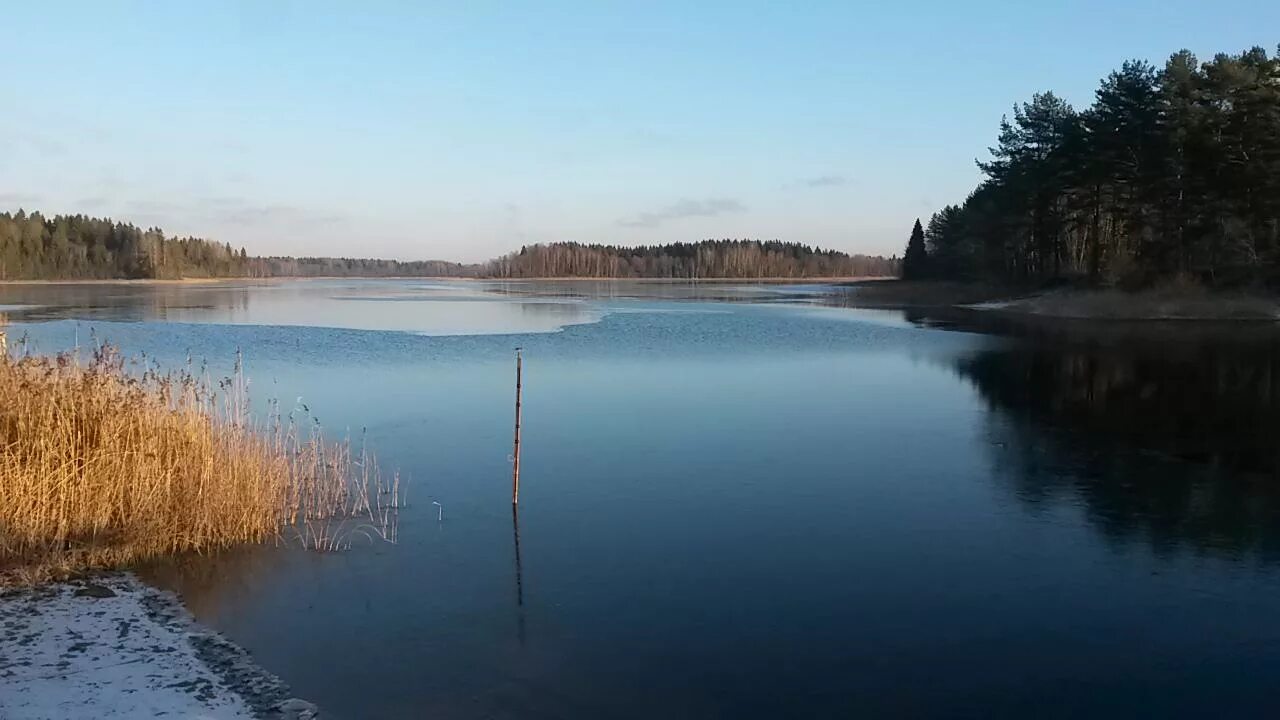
[994, 287, 1280, 320]
[843, 280, 1280, 320]
[841, 280, 1020, 308]
[0, 344, 399, 585]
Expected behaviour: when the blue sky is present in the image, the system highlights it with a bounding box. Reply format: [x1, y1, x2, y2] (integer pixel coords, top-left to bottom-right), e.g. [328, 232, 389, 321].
[1, 2, 1276, 262]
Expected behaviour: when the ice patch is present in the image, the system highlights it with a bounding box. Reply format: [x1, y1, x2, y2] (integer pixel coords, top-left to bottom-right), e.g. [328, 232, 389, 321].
[0, 574, 316, 720]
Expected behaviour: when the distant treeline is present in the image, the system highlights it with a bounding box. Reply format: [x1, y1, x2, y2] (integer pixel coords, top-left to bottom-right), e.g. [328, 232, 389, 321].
[0, 210, 471, 280]
[486, 240, 897, 278]
[251, 256, 478, 278]
[903, 44, 1280, 287]
[1, 210, 896, 280]
[1, 210, 248, 280]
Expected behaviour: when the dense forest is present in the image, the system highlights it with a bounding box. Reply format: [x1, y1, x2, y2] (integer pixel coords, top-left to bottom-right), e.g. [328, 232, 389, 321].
[903, 44, 1280, 288]
[0, 210, 249, 280]
[0, 210, 469, 280]
[0, 211, 895, 280]
[485, 240, 897, 278]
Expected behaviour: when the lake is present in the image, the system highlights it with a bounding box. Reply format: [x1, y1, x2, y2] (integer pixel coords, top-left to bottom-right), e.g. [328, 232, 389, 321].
[4, 279, 1280, 719]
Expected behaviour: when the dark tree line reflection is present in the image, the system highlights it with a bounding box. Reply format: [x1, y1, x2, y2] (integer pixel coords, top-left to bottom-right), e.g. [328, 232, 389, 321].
[940, 312, 1280, 563]
[0, 281, 253, 324]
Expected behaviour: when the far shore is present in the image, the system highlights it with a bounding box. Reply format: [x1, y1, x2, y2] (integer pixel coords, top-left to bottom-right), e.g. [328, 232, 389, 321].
[843, 280, 1280, 321]
[0, 275, 896, 285]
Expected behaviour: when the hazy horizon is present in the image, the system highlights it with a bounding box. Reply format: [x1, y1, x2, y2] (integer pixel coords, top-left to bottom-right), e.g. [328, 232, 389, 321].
[2, 2, 1276, 263]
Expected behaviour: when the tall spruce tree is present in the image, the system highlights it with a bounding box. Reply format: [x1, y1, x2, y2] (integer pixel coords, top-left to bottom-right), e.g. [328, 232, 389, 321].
[902, 218, 929, 279]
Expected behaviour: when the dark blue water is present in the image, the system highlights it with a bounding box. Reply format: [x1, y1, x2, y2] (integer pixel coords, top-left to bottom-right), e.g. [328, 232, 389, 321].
[5, 280, 1280, 718]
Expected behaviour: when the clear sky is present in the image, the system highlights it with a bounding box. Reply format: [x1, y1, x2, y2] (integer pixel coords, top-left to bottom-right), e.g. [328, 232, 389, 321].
[1, 2, 1276, 262]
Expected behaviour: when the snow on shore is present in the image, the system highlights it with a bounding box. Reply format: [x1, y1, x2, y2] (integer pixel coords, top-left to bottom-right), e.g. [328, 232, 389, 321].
[0, 573, 317, 720]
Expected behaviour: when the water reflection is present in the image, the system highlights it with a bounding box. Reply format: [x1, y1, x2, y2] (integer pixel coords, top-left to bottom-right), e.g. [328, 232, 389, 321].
[512, 505, 526, 646]
[138, 546, 290, 621]
[484, 279, 839, 303]
[0, 280, 601, 335]
[937, 312, 1280, 563]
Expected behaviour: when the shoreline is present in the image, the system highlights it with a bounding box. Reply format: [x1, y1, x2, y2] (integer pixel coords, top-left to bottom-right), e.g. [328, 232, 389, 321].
[843, 280, 1280, 322]
[0, 573, 317, 719]
[0, 275, 895, 286]
[975, 290, 1280, 321]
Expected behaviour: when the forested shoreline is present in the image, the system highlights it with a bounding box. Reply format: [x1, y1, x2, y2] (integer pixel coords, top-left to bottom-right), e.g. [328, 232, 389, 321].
[0, 211, 249, 280]
[1, 210, 896, 280]
[486, 240, 896, 278]
[252, 256, 478, 278]
[904, 44, 1280, 288]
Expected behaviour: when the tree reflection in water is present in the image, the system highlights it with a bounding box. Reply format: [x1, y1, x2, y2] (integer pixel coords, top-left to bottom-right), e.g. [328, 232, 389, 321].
[933, 310, 1280, 563]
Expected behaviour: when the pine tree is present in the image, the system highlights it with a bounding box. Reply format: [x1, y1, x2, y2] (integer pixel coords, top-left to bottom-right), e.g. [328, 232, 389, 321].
[921, 43, 1280, 288]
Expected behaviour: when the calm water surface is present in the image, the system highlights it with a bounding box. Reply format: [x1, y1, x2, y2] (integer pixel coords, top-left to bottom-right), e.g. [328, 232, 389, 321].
[5, 279, 1280, 719]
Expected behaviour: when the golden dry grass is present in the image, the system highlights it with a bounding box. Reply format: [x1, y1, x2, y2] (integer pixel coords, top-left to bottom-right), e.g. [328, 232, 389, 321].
[0, 342, 399, 585]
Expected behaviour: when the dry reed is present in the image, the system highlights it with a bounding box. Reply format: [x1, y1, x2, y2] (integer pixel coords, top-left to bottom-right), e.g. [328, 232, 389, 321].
[0, 342, 402, 585]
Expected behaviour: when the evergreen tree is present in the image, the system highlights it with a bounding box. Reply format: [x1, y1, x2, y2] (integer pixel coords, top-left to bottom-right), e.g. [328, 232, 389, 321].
[902, 219, 929, 279]
[925, 206, 970, 279]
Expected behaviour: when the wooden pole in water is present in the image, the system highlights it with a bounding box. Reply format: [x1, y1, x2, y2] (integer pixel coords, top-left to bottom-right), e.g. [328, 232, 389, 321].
[512, 348, 523, 505]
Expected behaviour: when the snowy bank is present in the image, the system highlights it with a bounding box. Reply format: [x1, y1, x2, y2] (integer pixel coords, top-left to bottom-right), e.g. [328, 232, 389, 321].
[0, 573, 318, 720]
